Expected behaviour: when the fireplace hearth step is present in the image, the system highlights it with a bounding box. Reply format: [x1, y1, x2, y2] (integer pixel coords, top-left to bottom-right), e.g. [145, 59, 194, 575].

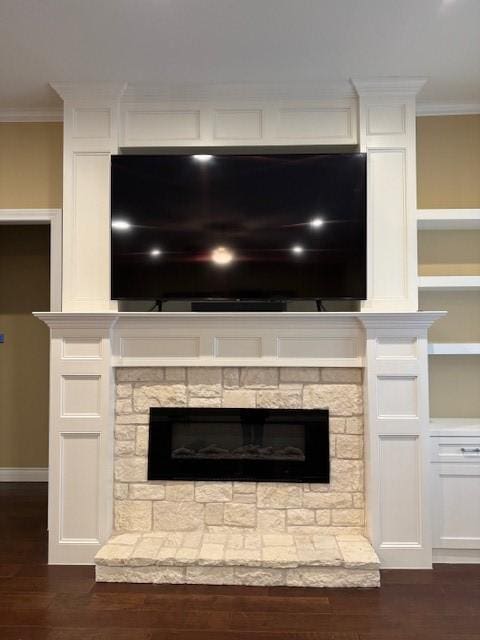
[95, 532, 380, 588]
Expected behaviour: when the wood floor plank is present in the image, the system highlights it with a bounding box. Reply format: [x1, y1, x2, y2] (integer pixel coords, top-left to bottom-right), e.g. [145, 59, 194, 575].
[0, 482, 479, 640]
[226, 611, 406, 634]
[151, 632, 359, 640]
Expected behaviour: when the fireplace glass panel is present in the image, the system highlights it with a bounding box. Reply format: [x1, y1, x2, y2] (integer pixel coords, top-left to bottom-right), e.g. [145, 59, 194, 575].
[148, 408, 329, 483]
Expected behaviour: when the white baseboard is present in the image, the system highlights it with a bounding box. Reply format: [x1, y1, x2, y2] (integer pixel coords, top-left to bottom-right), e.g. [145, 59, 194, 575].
[0, 467, 48, 482]
[433, 548, 480, 564]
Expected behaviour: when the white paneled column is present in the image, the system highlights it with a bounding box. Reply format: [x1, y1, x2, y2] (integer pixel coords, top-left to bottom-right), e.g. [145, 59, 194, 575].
[41, 315, 117, 564]
[51, 83, 126, 312]
[359, 313, 442, 568]
[352, 78, 426, 312]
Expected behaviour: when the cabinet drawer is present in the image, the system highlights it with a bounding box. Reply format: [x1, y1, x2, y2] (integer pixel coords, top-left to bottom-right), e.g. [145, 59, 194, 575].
[431, 436, 480, 462]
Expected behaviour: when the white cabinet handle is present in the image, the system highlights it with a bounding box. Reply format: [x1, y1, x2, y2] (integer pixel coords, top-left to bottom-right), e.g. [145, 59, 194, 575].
[461, 447, 480, 454]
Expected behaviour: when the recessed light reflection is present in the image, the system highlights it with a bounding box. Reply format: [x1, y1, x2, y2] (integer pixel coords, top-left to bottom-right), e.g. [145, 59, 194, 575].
[292, 245, 304, 255]
[112, 220, 131, 230]
[310, 217, 324, 228]
[211, 246, 234, 265]
[193, 154, 213, 162]
[150, 248, 161, 257]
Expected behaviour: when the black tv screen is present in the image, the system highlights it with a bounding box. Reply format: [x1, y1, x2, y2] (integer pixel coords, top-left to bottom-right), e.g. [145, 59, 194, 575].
[111, 153, 366, 301]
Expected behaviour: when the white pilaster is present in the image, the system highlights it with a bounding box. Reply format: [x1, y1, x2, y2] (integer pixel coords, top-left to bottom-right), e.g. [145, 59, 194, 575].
[51, 83, 126, 312]
[352, 78, 426, 312]
[359, 313, 439, 568]
[44, 314, 117, 563]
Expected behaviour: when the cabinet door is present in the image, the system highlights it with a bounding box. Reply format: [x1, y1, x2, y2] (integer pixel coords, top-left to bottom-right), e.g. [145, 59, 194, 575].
[432, 463, 480, 549]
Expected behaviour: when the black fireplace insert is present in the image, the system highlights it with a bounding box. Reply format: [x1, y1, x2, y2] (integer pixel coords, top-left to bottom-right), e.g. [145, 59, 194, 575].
[148, 408, 329, 483]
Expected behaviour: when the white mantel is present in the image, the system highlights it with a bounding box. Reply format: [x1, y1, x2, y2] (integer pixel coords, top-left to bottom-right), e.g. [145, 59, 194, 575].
[38, 310, 440, 368]
[36, 311, 443, 569]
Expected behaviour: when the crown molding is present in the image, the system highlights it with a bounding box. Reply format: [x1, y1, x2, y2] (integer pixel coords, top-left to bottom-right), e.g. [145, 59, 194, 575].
[3, 102, 478, 120]
[351, 77, 427, 97]
[416, 103, 480, 116]
[50, 82, 127, 102]
[6, 87, 479, 118]
[0, 108, 63, 122]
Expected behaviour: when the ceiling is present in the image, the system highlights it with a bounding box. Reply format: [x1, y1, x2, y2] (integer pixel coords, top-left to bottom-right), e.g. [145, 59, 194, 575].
[0, 0, 479, 112]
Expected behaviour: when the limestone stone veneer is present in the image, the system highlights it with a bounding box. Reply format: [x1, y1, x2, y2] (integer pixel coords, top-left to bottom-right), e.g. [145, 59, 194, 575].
[95, 532, 380, 587]
[113, 367, 365, 536]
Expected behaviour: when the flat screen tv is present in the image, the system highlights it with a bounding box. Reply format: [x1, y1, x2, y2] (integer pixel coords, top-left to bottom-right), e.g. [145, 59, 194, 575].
[111, 153, 366, 301]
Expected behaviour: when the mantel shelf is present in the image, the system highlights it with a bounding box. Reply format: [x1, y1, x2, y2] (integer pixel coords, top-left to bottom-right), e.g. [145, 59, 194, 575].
[34, 310, 445, 370]
[34, 310, 445, 330]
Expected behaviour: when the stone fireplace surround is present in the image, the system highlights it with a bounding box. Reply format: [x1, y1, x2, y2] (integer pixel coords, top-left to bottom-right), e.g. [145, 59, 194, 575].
[113, 366, 364, 535]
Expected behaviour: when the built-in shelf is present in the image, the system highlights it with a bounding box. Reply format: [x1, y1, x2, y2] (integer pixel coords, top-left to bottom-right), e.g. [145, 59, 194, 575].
[428, 342, 480, 355]
[417, 209, 480, 230]
[418, 275, 480, 291]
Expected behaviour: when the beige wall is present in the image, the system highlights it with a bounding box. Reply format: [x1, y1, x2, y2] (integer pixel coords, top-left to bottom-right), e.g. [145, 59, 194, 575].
[0, 122, 62, 468]
[417, 115, 480, 419]
[418, 230, 480, 276]
[420, 290, 480, 342]
[417, 115, 480, 209]
[0, 226, 50, 467]
[0, 122, 62, 208]
[429, 356, 480, 419]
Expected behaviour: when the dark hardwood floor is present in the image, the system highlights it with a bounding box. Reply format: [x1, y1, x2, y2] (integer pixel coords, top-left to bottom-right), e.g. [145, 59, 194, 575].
[0, 483, 479, 640]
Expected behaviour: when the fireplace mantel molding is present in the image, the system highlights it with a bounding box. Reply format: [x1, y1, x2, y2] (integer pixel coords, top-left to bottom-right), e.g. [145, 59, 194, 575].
[36, 311, 443, 368]
[36, 310, 444, 569]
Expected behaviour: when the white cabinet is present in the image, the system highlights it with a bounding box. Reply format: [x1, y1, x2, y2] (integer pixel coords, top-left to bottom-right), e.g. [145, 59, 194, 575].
[430, 434, 480, 561]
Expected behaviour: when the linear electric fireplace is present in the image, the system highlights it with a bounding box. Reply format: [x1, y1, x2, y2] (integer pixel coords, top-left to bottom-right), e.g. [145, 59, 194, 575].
[148, 408, 329, 483]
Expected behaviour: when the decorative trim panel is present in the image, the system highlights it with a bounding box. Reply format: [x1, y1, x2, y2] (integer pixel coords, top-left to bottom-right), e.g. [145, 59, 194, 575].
[61, 375, 102, 417]
[125, 108, 201, 144]
[59, 432, 100, 542]
[62, 338, 103, 360]
[276, 106, 353, 140]
[73, 108, 112, 139]
[213, 109, 263, 140]
[367, 104, 406, 136]
[378, 435, 421, 546]
[120, 100, 357, 147]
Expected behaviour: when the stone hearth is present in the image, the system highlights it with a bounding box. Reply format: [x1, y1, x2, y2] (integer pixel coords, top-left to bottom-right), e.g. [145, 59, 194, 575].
[95, 532, 380, 587]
